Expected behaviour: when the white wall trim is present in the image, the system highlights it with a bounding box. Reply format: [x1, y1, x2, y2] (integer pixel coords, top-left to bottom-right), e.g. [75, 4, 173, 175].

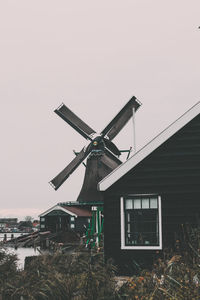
[39, 205, 77, 218]
[158, 195, 162, 250]
[99, 101, 200, 191]
[120, 195, 162, 250]
[120, 197, 125, 249]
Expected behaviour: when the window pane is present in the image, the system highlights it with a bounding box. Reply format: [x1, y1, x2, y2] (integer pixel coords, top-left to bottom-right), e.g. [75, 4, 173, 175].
[124, 195, 160, 247]
[142, 198, 149, 209]
[126, 199, 133, 209]
[150, 198, 158, 208]
[134, 199, 141, 209]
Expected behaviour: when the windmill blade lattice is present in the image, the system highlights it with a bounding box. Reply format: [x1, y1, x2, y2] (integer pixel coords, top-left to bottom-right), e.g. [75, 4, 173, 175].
[55, 103, 96, 140]
[50, 146, 91, 190]
[101, 96, 141, 140]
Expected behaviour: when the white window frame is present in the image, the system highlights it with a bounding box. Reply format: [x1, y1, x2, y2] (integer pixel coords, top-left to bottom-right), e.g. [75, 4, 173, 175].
[120, 195, 162, 250]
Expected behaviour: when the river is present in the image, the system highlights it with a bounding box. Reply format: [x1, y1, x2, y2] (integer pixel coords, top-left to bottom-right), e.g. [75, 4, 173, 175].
[0, 233, 40, 269]
[0, 232, 25, 241]
[6, 247, 40, 269]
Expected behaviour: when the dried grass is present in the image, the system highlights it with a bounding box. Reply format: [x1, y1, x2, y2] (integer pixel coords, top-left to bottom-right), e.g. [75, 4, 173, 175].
[0, 225, 199, 300]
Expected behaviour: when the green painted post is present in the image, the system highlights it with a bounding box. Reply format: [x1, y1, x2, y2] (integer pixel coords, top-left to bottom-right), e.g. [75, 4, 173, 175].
[97, 207, 100, 247]
[86, 206, 104, 248]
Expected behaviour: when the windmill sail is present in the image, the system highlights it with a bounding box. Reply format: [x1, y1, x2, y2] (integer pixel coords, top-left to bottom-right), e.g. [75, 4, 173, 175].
[101, 96, 141, 140]
[50, 146, 90, 190]
[55, 103, 96, 140]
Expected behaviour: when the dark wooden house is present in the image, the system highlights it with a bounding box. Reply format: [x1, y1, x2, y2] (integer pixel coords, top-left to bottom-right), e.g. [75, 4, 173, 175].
[39, 203, 92, 234]
[98, 102, 200, 273]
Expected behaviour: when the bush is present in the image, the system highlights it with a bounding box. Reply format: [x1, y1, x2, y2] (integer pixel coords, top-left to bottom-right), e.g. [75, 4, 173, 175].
[118, 225, 200, 299]
[0, 250, 118, 300]
[1, 225, 200, 299]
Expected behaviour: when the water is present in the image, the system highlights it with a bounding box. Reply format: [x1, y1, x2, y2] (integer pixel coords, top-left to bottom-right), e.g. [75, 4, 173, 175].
[0, 232, 25, 241]
[6, 247, 40, 269]
[0, 233, 40, 269]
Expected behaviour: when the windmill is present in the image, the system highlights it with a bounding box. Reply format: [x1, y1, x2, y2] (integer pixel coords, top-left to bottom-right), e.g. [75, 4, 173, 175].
[50, 96, 141, 204]
[49, 96, 141, 246]
[49, 96, 141, 203]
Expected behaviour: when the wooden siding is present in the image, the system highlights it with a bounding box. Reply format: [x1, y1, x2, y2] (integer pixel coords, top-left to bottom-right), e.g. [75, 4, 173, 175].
[103, 114, 200, 273]
[75, 217, 90, 234]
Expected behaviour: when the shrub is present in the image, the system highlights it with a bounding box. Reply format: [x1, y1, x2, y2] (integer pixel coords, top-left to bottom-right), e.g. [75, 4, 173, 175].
[1, 250, 117, 300]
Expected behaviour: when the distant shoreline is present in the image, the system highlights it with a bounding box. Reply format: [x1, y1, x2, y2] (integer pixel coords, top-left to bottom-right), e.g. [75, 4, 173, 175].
[0, 231, 25, 234]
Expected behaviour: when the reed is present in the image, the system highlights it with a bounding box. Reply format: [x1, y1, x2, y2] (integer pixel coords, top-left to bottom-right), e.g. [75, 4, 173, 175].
[0, 225, 199, 300]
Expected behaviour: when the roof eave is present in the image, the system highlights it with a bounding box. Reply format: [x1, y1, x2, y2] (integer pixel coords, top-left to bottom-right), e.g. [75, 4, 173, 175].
[39, 204, 77, 217]
[98, 101, 200, 191]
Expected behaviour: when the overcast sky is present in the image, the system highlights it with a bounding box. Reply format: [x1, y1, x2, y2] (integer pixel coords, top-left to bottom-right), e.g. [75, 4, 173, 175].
[0, 1, 199, 220]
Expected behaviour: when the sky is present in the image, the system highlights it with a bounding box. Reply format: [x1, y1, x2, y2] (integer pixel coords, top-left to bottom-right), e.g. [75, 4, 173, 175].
[0, 1, 199, 220]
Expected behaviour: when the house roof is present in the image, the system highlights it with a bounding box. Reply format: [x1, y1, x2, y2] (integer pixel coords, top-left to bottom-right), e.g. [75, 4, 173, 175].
[98, 101, 200, 191]
[62, 206, 92, 217]
[39, 204, 92, 218]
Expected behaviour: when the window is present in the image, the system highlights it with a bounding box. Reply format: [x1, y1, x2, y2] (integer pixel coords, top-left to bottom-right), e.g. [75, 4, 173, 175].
[70, 216, 75, 229]
[121, 195, 162, 250]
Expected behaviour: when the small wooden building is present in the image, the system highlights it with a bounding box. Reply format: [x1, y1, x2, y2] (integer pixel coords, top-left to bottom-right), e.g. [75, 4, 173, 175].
[98, 102, 200, 273]
[39, 203, 92, 234]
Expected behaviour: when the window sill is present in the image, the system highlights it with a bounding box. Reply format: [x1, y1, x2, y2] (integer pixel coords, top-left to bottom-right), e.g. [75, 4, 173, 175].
[121, 245, 162, 250]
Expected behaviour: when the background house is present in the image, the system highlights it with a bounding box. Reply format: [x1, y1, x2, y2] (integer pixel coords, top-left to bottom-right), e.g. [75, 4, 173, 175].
[39, 203, 92, 235]
[99, 102, 200, 274]
[18, 220, 33, 233]
[0, 218, 18, 231]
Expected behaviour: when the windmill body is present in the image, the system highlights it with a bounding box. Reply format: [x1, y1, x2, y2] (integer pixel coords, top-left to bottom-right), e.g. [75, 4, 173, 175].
[77, 149, 121, 203]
